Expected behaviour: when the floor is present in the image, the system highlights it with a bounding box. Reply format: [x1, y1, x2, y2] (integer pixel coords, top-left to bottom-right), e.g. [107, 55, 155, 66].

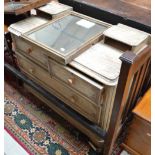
[4, 132, 129, 155]
[4, 130, 29, 155]
[4, 95, 28, 155]
[4, 73, 130, 155]
[4, 131, 129, 155]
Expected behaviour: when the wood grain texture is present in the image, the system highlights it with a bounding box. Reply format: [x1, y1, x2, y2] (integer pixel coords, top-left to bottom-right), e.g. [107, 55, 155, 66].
[70, 42, 122, 85]
[121, 0, 150, 10]
[13, 35, 48, 70]
[103, 46, 151, 155]
[4, 25, 8, 33]
[13, 33, 105, 105]
[36, 1, 73, 19]
[48, 58, 104, 104]
[21, 11, 109, 65]
[124, 116, 151, 155]
[100, 85, 117, 130]
[73, 0, 150, 27]
[121, 143, 141, 155]
[103, 24, 150, 54]
[9, 16, 48, 35]
[123, 89, 151, 155]
[16, 52, 102, 124]
[9, 8, 151, 154]
[24, 83, 105, 148]
[12, 19, 120, 129]
[5, 0, 51, 15]
[133, 88, 151, 122]
[104, 24, 149, 47]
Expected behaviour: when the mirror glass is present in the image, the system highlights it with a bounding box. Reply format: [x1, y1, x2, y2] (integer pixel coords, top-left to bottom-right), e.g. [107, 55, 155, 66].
[27, 15, 107, 55]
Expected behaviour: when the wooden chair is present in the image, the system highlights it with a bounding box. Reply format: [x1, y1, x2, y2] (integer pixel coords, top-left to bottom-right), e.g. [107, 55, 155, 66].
[104, 46, 151, 155]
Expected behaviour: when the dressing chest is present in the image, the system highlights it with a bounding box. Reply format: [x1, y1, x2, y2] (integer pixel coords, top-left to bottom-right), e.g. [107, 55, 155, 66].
[8, 1, 151, 153]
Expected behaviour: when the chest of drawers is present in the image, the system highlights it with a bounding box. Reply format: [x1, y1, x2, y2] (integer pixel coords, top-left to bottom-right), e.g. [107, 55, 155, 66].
[16, 52, 102, 123]
[9, 4, 150, 150]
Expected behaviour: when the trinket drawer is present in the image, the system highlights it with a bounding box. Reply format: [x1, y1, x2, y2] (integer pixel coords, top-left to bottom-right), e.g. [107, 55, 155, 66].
[8, 5, 151, 153]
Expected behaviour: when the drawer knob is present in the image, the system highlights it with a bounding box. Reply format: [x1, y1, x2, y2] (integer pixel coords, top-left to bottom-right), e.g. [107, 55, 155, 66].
[27, 48, 32, 54]
[147, 133, 151, 137]
[68, 78, 74, 85]
[29, 68, 34, 74]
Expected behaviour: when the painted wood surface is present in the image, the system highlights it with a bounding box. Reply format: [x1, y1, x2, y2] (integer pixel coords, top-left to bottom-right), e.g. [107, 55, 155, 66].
[133, 88, 151, 122]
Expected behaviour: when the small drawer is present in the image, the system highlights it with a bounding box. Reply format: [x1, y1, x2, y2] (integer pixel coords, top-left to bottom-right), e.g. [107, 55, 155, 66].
[12, 35, 48, 69]
[16, 53, 101, 124]
[48, 58, 104, 104]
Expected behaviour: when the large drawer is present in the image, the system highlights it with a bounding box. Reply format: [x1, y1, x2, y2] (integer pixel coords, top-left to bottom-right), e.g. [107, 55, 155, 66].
[16, 53, 101, 123]
[12, 35, 48, 69]
[48, 58, 104, 104]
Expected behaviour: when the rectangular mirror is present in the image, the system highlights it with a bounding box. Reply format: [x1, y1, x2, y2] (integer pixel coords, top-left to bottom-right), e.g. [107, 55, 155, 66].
[23, 12, 109, 64]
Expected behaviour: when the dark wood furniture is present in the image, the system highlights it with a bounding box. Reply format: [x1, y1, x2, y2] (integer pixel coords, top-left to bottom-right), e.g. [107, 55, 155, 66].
[103, 45, 151, 155]
[59, 0, 151, 33]
[4, 0, 51, 15]
[122, 89, 151, 155]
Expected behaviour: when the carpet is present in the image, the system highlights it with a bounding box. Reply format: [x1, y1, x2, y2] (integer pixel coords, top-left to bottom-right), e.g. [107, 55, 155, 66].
[4, 81, 97, 155]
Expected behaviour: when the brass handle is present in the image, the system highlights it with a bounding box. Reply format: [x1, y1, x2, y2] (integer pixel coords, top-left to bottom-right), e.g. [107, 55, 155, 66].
[26, 47, 33, 54]
[29, 68, 34, 74]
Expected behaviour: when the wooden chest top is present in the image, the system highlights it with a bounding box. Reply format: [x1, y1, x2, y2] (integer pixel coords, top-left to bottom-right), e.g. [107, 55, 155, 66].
[8, 16, 49, 36]
[9, 4, 150, 85]
[37, 1, 73, 18]
[70, 42, 122, 85]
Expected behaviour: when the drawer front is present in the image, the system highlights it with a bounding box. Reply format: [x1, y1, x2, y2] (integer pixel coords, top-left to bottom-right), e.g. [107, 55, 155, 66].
[16, 53, 101, 123]
[13, 35, 48, 69]
[125, 116, 151, 155]
[48, 59, 104, 104]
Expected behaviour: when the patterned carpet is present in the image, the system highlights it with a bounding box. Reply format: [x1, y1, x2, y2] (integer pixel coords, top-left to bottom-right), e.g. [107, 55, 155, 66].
[4, 81, 98, 155]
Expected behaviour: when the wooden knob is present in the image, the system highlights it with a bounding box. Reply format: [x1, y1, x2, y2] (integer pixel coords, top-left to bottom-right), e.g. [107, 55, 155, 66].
[27, 48, 32, 54]
[68, 78, 74, 85]
[29, 68, 34, 74]
[146, 133, 151, 137]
